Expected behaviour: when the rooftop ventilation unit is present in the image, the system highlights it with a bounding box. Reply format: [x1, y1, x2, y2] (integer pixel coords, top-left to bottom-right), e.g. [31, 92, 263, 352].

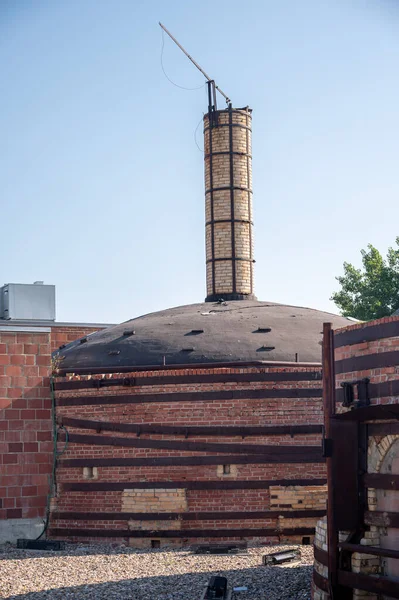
[0, 282, 56, 321]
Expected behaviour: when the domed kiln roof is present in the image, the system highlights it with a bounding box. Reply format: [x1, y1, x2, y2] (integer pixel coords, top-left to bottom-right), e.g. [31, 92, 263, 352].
[56, 301, 351, 372]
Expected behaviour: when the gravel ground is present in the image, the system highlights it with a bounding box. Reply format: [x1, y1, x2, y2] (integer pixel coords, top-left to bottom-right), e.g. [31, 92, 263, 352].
[0, 543, 313, 600]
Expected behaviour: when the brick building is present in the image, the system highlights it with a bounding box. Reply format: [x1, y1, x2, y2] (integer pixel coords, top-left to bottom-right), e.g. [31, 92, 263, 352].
[0, 282, 111, 543]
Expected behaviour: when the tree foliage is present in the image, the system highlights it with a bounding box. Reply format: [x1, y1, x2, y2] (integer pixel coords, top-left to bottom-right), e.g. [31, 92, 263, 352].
[331, 237, 399, 321]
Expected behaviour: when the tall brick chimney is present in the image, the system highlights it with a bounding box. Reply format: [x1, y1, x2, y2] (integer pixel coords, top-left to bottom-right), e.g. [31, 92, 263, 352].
[204, 106, 256, 302]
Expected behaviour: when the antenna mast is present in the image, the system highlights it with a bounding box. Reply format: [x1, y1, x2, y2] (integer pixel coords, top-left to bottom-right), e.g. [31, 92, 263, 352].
[159, 22, 231, 106]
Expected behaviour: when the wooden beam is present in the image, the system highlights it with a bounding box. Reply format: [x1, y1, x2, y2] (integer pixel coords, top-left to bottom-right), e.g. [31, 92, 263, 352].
[61, 479, 328, 492]
[65, 432, 323, 456]
[56, 386, 323, 407]
[59, 416, 323, 438]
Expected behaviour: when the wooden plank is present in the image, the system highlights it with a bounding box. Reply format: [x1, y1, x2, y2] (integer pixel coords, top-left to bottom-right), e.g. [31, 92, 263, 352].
[364, 510, 399, 528]
[335, 350, 399, 375]
[59, 452, 325, 468]
[313, 544, 328, 567]
[338, 569, 399, 598]
[339, 542, 399, 560]
[52, 509, 325, 521]
[49, 527, 316, 539]
[363, 473, 399, 490]
[61, 478, 328, 492]
[334, 320, 399, 349]
[56, 386, 323, 407]
[59, 416, 323, 438]
[54, 370, 322, 391]
[65, 433, 323, 456]
[312, 570, 329, 593]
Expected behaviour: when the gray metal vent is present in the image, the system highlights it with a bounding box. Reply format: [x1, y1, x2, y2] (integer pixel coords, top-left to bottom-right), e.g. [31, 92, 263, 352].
[0, 282, 55, 321]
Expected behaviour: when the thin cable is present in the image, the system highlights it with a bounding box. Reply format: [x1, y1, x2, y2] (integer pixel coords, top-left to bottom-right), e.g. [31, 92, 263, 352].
[194, 115, 205, 153]
[161, 29, 205, 91]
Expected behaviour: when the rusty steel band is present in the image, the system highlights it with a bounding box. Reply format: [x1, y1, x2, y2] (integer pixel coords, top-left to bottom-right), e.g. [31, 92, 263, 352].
[59, 453, 325, 468]
[362, 473, 399, 490]
[207, 112, 216, 295]
[246, 109, 253, 292]
[59, 416, 323, 437]
[312, 570, 329, 594]
[56, 385, 323, 407]
[205, 151, 252, 158]
[313, 544, 328, 566]
[204, 122, 251, 133]
[205, 185, 252, 194]
[335, 378, 399, 405]
[229, 105, 236, 293]
[54, 369, 322, 391]
[206, 218, 253, 226]
[49, 527, 315, 540]
[63, 432, 323, 456]
[206, 257, 254, 264]
[53, 509, 324, 521]
[60, 478, 328, 492]
[334, 319, 399, 348]
[335, 349, 399, 374]
[337, 570, 399, 598]
[203, 123, 252, 132]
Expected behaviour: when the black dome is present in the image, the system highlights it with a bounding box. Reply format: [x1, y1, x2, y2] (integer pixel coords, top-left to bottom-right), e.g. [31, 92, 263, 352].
[56, 301, 351, 372]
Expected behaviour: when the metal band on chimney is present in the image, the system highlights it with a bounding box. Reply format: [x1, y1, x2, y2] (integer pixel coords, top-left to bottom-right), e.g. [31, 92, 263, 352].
[204, 107, 256, 302]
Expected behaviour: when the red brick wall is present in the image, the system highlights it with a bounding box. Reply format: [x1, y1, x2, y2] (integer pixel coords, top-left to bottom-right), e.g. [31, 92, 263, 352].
[0, 325, 102, 523]
[51, 366, 326, 545]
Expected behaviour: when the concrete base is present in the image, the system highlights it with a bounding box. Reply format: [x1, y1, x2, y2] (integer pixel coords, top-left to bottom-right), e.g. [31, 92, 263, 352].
[0, 518, 44, 545]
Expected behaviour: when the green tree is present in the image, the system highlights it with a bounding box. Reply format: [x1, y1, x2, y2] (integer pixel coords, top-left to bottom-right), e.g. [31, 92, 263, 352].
[331, 237, 399, 321]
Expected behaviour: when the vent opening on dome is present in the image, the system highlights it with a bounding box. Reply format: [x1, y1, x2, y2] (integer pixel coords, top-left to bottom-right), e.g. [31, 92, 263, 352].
[123, 330, 135, 336]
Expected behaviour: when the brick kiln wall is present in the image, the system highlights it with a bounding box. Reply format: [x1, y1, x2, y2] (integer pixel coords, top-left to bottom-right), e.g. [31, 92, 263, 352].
[50, 365, 327, 547]
[312, 315, 399, 600]
[0, 325, 102, 531]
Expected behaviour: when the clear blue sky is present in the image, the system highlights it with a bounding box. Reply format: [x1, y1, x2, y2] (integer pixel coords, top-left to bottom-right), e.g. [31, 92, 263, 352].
[1, 0, 398, 323]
